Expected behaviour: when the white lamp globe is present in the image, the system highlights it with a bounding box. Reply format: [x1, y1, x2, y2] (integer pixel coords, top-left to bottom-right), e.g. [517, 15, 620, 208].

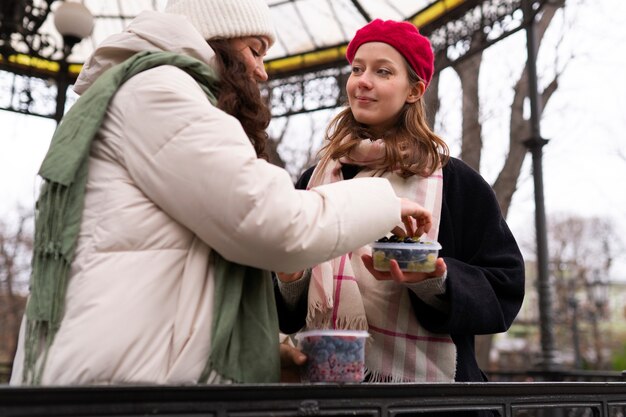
[53, 1, 94, 48]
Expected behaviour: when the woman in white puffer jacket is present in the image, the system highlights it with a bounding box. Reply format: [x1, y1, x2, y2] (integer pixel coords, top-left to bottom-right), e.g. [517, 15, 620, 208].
[10, 0, 432, 386]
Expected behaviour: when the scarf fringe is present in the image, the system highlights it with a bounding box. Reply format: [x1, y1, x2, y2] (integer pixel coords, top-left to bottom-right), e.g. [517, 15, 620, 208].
[331, 316, 368, 331]
[305, 304, 368, 331]
[305, 298, 330, 328]
[364, 366, 456, 383]
[24, 181, 73, 384]
[364, 367, 418, 383]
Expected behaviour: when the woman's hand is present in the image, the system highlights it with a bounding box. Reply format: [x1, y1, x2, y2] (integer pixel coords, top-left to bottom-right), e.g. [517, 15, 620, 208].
[279, 342, 307, 382]
[397, 198, 432, 238]
[361, 254, 447, 284]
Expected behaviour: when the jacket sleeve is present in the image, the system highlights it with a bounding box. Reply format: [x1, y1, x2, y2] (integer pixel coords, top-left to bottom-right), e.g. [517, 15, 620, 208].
[114, 66, 403, 273]
[410, 158, 525, 336]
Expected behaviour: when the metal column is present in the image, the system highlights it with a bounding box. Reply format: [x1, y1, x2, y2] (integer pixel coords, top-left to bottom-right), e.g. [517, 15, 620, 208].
[523, 0, 558, 371]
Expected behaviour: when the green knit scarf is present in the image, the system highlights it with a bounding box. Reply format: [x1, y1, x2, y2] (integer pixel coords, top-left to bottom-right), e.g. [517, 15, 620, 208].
[23, 50, 280, 385]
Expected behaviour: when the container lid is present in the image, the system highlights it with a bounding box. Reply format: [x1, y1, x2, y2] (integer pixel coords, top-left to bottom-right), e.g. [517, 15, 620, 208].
[295, 330, 370, 340]
[371, 239, 442, 250]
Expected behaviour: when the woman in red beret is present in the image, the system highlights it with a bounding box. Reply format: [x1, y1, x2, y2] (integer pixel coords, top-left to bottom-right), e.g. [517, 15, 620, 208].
[275, 19, 525, 396]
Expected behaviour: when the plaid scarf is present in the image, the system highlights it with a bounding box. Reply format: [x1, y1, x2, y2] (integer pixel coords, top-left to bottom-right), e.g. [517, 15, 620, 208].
[306, 136, 456, 382]
[22, 50, 279, 385]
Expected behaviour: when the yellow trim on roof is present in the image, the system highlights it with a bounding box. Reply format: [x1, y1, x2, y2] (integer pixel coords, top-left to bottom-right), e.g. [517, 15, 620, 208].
[0, 53, 82, 76]
[265, 45, 347, 74]
[1, 0, 467, 78]
[68, 64, 82, 75]
[411, 0, 466, 27]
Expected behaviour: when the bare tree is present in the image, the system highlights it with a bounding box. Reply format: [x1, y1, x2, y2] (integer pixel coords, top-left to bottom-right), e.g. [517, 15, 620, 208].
[447, 0, 568, 367]
[0, 207, 32, 369]
[545, 214, 620, 369]
[269, 112, 330, 181]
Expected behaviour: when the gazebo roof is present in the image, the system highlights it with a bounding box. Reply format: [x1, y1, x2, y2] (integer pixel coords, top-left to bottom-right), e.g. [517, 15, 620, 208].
[1, 0, 531, 120]
[2, 0, 473, 78]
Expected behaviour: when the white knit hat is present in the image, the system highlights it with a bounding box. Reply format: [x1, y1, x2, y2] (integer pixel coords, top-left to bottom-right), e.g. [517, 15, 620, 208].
[165, 0, 276, 46]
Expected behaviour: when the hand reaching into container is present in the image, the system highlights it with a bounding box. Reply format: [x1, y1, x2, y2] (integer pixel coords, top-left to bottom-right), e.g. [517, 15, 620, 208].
[396, 198, 432, 238]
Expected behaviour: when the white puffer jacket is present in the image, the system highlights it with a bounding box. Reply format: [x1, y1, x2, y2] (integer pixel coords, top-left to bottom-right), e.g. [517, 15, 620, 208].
[11, 11, 403, 385]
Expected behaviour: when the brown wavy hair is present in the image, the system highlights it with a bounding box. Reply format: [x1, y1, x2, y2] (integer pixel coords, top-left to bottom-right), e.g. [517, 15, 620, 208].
[321, 63, 449, 177]
[208, 39, 270, 160]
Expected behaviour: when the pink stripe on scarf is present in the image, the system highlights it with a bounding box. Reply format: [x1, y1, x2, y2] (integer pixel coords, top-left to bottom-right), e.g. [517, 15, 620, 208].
[334, 275, 357, 282]
[381, 291, 402, 373]
[369, 325, 454, 343]
[331, 255, 348, 329]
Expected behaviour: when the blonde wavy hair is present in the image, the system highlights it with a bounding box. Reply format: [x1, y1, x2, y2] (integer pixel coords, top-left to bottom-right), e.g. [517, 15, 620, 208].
[319, 64, 449, 178]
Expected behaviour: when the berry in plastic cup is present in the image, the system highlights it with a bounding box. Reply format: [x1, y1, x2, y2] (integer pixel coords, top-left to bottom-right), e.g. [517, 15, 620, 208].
[295, 329, 369, 383]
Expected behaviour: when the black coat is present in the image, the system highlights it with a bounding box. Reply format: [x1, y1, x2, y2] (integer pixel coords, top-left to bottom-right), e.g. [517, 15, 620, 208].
[275, 157, 525, 383]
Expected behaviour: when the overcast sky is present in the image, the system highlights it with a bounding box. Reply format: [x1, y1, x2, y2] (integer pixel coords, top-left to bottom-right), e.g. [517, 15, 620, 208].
[1, 0, 625, 278]
[490, 0, 626, 278]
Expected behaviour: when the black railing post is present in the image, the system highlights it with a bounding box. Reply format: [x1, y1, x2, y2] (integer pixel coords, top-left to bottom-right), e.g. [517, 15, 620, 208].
[53, 40, 75, 125]
[54, 56, 69, 125]
[522, 0, 558, 371]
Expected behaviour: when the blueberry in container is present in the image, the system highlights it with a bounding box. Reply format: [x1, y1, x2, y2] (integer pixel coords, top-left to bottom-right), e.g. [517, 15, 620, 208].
[295, 330, 369, 383]
[371, 237, 442, 273]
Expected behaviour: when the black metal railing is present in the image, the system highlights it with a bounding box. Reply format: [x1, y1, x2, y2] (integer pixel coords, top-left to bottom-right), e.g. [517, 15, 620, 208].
[487, 369, 626, 382]
[2, 382, 626, 417]
[3, 361, 626, 416]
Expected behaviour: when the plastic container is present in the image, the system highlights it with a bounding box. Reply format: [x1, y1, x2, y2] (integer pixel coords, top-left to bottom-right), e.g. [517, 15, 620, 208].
[371, 239, 442, 272]
[295, 330, 369, 383]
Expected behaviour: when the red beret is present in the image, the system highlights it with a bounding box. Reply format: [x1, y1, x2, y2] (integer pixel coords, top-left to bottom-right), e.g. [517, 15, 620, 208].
[346, 19, 434, 87]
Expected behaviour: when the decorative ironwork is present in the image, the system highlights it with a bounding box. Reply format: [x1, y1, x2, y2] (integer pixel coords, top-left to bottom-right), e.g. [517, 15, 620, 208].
[428, 0, 532, 70]
[0, 1, 547, 120]
[264, 0, 548, 118]
[1, 0, 87, 121]
[0, 70, 55, 116]
[0, 0, 63, 60]
[0, 69, 76, 119]
[264, 66, 351, 118]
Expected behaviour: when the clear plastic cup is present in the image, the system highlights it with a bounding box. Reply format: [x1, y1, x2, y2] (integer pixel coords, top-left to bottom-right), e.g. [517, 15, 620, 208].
[295, 330, 369, 383]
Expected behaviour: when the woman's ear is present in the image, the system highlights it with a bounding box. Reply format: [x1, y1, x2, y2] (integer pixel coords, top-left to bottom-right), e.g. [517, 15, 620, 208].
[406, 81, 426, 104]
